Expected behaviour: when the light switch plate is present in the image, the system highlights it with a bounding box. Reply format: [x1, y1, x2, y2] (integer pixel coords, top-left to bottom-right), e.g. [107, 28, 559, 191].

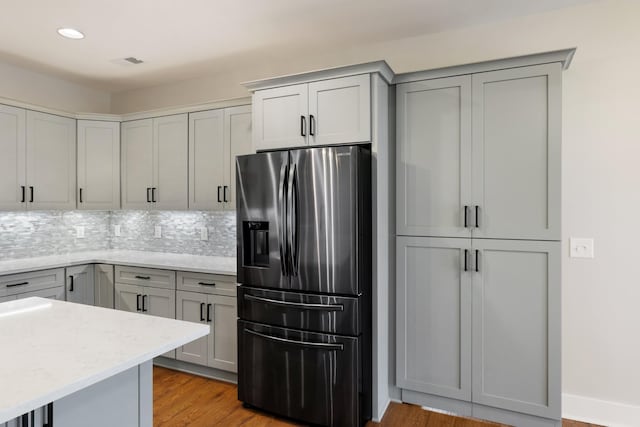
[75, 226, 85, 239]
[154, 225, 162, 239]
[200, 227, 208, 241]
[570, 238, 594, 258]
[114, 224, 121, 237]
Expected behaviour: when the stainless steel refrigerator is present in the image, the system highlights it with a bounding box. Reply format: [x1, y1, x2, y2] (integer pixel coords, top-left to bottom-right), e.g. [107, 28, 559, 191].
[236, 145, 371, 427]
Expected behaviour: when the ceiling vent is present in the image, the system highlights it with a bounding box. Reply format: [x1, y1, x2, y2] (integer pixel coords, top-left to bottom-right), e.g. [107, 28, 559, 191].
[124, 57, 144, 65]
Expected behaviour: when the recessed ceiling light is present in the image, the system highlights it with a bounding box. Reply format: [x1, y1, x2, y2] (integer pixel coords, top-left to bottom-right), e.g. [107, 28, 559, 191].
[57, 28, 85, 40]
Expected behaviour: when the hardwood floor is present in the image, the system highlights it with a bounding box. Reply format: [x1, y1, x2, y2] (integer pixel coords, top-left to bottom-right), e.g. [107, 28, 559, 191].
[153, 367, 602, 427]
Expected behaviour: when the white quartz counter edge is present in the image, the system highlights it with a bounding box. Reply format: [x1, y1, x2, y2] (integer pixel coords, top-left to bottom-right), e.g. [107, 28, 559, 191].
[0, 298, 210, 423]
[0, 250, 237, 277]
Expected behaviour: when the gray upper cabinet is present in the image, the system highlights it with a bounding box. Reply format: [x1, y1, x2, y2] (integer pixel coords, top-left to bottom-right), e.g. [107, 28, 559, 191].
[121, 119, 153, 209]
[0, 104, 26, 211]
[121, 114, 188, 210]
[66, 264, 95, 306]
[396, 236, 471, 401]
[26, 111, 76, 210]
[77, 120, 120, 210]
[252, 75, 371, 151]
[396, 76, 472, 238]
[471, 64, 561, 241]
[471, 239, 560, 419]
[188, 105, 252, 210]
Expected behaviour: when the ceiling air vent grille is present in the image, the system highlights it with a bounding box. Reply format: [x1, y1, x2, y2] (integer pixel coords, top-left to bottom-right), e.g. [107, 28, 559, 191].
[124, 57, 144, 64]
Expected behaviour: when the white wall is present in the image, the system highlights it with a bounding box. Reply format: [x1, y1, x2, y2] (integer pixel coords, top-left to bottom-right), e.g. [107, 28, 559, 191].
[112, 1, 640, 424]
[0, 61, 110, 113]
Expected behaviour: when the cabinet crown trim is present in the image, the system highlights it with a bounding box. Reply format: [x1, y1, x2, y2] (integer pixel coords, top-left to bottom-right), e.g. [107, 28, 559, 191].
[242, 60, 394, 91]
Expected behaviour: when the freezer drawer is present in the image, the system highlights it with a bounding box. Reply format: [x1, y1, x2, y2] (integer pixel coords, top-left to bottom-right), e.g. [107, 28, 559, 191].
[238, 320, 362, 427]
[238, 286, 361, 336]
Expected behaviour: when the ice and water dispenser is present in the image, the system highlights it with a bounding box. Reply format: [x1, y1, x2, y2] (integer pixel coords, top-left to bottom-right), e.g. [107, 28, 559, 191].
[242, 221, 270, 268]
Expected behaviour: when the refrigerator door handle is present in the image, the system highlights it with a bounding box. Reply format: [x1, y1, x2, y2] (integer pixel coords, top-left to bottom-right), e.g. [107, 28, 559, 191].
[279, 164, 289, 276]
[287, 163, 299, 276]
[244, 328, 344, 351]
[243, 294, 345, 311]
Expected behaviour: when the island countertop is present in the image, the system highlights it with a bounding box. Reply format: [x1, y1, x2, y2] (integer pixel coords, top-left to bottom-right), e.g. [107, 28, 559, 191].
[0, 297, 209, 423]
[0, 250, 237, 277]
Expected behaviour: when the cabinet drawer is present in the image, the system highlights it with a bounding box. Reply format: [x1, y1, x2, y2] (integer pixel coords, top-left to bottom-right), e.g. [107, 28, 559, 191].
[0, 268, 65, 296]
[114, 266, 175, 290]
[177, 271, 236, 296]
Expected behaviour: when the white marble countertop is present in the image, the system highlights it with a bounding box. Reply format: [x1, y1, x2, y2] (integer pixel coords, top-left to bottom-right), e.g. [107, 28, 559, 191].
[0, 297, 209, 423]
[0, 250, 237, 277]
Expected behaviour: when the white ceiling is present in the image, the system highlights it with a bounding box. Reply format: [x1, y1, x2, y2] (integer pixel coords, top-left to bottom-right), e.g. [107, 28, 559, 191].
[0, 0, 596, 93]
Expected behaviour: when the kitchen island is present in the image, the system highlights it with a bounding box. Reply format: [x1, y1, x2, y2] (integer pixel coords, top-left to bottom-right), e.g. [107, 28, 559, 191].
[0, 297, 209, 426]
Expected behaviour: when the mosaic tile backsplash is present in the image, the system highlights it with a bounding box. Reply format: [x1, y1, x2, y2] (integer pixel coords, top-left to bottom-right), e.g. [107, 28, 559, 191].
[0, 210, 236, 260]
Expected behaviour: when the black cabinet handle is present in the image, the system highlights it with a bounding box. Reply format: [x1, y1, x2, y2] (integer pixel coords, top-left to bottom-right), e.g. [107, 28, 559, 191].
[136, 294, 141, 311]
[200, 302, 205, 321]
[69, 276, 74, 292]
[151, 187, 157, 203]
[309, 114, 315, 136]
[464, 206, 469, 228]
[146, 187, 151, 203]
[300, 115, 306, 137]
[7, 281, 29, 288]
[135, 275, 151, 280]
[29, 186, 34, 203]
[206, 303, 212, 322]
[464, 249, 469, 272]
[142, 295, 148, 312]
[198, 282, 216, 287]
[43, 402, 54, 427]
[217, 186, 222, 203]
[21, 186, 25, 203]
[223, 186, 228, 203]
[475, 205, 480, 228]
[475, 250, 480, 272]
[79, 188, 83, 203]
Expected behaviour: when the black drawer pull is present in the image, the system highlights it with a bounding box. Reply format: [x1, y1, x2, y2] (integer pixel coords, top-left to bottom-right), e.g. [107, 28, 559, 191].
[475, 250, 480, 273]
[223, 186, 228, 203]
[136, 294, 141, 311]
[43, 402, 54, 427]
[245, 328, 344, 351]
[151, 187, 157, 203]
[142, 295, 148, 312]
[21, 185, 25, 203]
[464, 249, 469, 272]
[7, 281, 29, 288]
[198, 282, 216, 287]
[206, 303, 212, 322]
[200, 302, 205, 321]
[135, 275, 151, 280]
[29, 186, 34, 203]
[243, 294, 344, 311]
[79, 188, 83, 203]
[146, 187, 151, 203]
[69, 276, 74, 292]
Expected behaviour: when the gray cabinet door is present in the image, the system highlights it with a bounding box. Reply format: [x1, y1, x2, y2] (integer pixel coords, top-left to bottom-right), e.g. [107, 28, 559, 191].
[224, 105, 253, 210]
[0, 104, 26, 211]
[115, 283, 143, 313]
[66, 264, 95, 305]
[396, 236, 471, 401]
[94, 264, 115, 309]
[176, 290, 209, 366]
[144, 285, 176, 359]
[121, 119, 153, 209]
[77, 120, 120, 210]
[396, 76, 472, 238]
[153, 114, 188, 210]
[471, 239, 560, 419]
[253, 83, 308, 150]
[26, 111, 76, 210]
[189, 109, 225, 210]
[207, 294, 237, 372]
[471, 64, 561, 240]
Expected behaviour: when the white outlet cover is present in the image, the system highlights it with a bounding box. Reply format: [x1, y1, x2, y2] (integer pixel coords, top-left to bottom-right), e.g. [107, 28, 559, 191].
[114, 224, 121, 237]
[200, 227, 208, 241]
[154, 225, 162, 238]
[75, 226, 85, 239]
[570, 238, 594, 258]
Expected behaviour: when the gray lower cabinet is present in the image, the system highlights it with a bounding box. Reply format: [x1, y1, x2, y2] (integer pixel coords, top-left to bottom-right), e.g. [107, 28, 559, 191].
[397, 237, 560, 419]
[94, 264, 115, 309]
[114, 266, 177, 359]
[0, 268, 65, 302]
[175, 271, 238, 373]
[66, 264, 95, 305]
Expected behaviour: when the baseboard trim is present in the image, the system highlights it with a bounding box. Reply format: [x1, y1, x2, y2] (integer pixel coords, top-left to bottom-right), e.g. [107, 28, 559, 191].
[374, 398, 391, 422]
[153, 357, 237, 384]
[563, 393, 640, 427]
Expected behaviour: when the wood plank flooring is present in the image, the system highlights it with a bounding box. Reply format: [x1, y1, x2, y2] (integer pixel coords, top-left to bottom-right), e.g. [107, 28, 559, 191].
[153, 367, 603, 427]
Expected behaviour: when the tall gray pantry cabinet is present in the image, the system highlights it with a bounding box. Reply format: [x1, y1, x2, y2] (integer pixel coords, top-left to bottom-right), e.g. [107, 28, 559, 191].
[395, 51, 571, 427]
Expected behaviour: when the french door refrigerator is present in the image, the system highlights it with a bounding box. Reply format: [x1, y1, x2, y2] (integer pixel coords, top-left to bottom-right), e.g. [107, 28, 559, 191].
[236, 145, 371, 427]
